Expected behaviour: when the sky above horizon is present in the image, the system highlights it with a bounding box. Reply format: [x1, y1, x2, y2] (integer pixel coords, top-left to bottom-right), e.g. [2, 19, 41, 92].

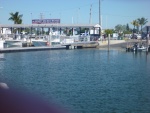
[0, 0, 150, 29]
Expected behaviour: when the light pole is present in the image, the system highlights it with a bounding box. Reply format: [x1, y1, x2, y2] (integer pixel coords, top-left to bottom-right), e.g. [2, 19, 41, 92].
[89, 4, 92, 24]
[30, 13, 32, 24]
[77, 8, 80, 24]
[0, 7, 3, 34]
[59, 12, 61, 23]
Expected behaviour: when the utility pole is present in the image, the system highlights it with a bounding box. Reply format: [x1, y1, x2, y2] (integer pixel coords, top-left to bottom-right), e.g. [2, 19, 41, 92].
[59, 12, 61, 20]
[89, 4, 92, 24]
[146, 26, 149, 54]
[72, 17, 74, 24]
[99, 0, 101, 26]
[99, 0, 102, 39]
[108, 34, 110, 52]
[31, 13, 32, 24]
[77, 8, 80, 24]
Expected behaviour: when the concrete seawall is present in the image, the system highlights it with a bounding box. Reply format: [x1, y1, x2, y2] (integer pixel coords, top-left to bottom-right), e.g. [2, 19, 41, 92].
[0, 46, 66, 53]
[98, 40, 126, 46]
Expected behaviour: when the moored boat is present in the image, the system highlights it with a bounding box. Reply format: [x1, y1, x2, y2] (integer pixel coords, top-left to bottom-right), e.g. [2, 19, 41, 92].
[5, 40, 27, 48]
[137, 46, 147, 51]
[32, 40, 48, 47]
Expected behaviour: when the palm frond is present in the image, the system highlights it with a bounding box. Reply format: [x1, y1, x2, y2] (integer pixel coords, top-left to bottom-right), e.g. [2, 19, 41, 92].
[8, 12, 23, 24]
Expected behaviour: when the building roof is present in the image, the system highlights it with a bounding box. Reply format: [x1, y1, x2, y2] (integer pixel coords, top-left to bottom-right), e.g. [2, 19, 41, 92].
[0, 24, 101, 29]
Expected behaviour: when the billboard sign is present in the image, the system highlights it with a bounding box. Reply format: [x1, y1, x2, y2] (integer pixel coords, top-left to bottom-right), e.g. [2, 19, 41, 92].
[32, 19, 60, 24]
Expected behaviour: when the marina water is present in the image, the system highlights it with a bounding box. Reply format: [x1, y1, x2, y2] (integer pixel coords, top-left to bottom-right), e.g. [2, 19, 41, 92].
[0, 49, 150, 113]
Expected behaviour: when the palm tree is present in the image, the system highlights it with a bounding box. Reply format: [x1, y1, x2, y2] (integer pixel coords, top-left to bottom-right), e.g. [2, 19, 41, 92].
[8, 12, 23, 24]
[137, 17, 148, 33]
[131, 20, 138, 29]
[8, 12, 23, 34]
[131, 20, 139, 33]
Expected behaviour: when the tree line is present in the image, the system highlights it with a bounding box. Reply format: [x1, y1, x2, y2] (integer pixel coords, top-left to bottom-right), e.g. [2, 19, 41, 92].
[105, 17, 148, 37]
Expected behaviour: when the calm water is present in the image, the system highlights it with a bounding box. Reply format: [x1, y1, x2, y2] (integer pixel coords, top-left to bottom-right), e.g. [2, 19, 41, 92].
[0, 49, 150, 113]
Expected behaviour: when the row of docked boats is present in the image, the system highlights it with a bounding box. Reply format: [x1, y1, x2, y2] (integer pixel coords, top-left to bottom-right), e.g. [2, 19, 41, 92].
[0, 34, 97, 49]
[0, 35, 66, 48]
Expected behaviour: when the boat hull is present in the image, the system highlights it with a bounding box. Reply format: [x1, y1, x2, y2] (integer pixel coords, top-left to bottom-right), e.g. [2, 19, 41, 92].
[5, 40, 25, 48]
[32, 41, 48, 47]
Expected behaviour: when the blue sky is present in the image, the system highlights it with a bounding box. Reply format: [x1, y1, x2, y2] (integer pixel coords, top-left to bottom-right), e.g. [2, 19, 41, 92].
[0, 0, 150, 29]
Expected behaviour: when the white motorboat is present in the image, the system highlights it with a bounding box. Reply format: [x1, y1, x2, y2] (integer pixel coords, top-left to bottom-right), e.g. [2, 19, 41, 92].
[5, 40, 26, 48]
[32, 35, 61, 47]
[137, 46, 147, 51]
